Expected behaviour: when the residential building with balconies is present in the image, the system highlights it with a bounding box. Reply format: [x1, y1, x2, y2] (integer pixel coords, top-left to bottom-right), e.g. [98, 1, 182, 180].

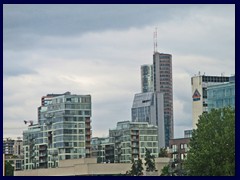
[22, 92, 92, 170]
[109, 121, 158, 163]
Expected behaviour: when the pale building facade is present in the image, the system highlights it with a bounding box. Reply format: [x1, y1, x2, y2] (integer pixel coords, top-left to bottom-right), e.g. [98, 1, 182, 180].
[191, 75, 229, 129]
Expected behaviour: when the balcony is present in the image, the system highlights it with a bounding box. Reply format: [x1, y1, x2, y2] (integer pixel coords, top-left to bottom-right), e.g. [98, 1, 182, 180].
[132, 145, 139, 149]
[105, 146, 114, 150]
[85, 125, 92, 129]
[131, 138, 139, 141]
[85, 143, 91, 148]
[30, 153, 36, 158]
[131, 131, 139, 135]
[39, 153, 47, 157]
[132, 151, 139, 155]
[39, 159, 47, 163]
[105, 152, 114, 156]
[117, 150, 122, 155]
[39, 145, 47, 151]
[85, 119, 91, 123]
[86, 131, 92, 135]
[85, 137, 91, 141]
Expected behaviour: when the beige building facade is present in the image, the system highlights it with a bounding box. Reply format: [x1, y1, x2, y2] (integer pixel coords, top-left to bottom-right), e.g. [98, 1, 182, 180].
[191, 74, 229, 129]
[14, 157, 170, 176]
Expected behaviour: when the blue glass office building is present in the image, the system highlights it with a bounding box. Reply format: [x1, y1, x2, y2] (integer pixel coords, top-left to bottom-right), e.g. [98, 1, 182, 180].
[207, 76, 235, 111]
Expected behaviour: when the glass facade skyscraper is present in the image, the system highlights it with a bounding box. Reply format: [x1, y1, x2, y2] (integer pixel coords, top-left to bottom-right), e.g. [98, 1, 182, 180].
[131, 92, 165, 148]
[207, 76, 235, 111]
[141, 64, 153, 93]
[133, 52, 173, 148]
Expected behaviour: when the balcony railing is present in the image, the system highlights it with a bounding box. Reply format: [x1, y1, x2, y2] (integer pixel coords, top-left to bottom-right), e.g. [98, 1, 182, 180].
[39, 159, 47, 163]
[86, 131, 92, 135]
[85, 119, 91, 123]
[39, 153, 47, 157]
[132, 151, 139, 155]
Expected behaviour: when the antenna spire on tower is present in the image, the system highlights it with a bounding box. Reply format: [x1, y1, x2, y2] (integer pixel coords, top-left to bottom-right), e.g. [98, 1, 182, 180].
[153, 27, 158, 53]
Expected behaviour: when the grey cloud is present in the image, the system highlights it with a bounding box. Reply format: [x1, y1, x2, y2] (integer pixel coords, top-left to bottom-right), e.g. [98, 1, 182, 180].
[3, 4, 185, 36]
[3, 4, 234, 139]
[3, 65, 37, 77]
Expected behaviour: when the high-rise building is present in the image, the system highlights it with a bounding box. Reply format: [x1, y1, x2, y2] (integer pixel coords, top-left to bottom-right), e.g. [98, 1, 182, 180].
[131, 92, 165, 148]
[23, 92, 92, 170]
[153, 52, 173, 146]
[191, 74, 229, 129]
[109, 121, 158, 163]
[141, 64, 154, 93]
[207, 75, 235, 111]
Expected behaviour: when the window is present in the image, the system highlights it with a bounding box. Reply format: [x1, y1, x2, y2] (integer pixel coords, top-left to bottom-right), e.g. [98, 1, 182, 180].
[181, 153, 184, 160]
[180, 144, 184, 149]
[184, 144, 188, 149]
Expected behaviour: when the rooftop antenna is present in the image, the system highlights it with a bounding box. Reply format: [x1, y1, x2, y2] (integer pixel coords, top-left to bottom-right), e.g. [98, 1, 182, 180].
[153, 27, 158, 53]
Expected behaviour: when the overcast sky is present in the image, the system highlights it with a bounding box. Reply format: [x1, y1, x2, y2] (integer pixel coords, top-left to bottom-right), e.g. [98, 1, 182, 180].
[3, 4, 235, 139]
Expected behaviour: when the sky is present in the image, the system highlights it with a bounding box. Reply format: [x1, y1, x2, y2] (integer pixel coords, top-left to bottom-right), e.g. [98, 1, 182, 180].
[3, 4, 235, 139]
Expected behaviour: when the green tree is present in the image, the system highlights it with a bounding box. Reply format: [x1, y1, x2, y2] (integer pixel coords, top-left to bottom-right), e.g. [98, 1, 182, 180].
[144, 148, 156, 172]
[184, 107, 235, 176]
[126, 158, 144, 176]
[160, 165, 171, 176]
[158, 148, 168, 157]
[5, 161, 14, 176]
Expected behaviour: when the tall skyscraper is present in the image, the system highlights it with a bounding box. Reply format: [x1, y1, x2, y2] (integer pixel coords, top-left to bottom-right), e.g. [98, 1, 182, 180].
[141, 64, 153, 93]
[153, 52, 173, 147]
[191, 74, 229, 129]
[23, 92, 92, 170]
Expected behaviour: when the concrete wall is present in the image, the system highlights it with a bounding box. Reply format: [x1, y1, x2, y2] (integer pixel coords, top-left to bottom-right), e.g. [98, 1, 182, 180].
[14, 157, 170, 176]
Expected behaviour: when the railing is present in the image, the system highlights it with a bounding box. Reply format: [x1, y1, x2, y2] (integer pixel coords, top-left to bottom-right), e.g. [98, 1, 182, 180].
[85, 144, 91, 148]
[131, 138, 139, 141]
[39, 146, 47, 151]
[39, 153, 47, 157]
[85, 119, 91, 123]
[39, 159, 47, 163]
[85, 137, 91, 141]
[86, 131, 92, 135]
[85, 125, 92, 129]
[132, 151, 139, 154]
[131, 132, 139, 135]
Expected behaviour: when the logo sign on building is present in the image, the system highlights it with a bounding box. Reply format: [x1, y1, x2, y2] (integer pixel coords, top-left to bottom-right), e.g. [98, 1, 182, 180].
[192, 89, 201, 101]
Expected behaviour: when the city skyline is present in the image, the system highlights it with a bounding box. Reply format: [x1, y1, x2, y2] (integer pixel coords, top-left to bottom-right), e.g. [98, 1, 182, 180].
[3, 4, 235, 139]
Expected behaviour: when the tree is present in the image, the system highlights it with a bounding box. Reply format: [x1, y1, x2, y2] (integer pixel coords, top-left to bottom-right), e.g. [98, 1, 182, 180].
[160, 165, 171, 176]
[144, 148, 156, 172]
[5, 161, 14, 176]
[126, 158, 144, 176]
[158, 148, 168, 157]
[184, 107, 235, 176]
